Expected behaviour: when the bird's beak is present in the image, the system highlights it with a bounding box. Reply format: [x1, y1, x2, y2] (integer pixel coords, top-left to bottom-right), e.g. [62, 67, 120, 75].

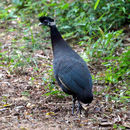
[38, 22, 43, 26]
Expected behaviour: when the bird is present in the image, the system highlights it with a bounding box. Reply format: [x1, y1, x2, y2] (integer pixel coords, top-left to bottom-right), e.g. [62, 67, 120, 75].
[39, 16, 93, 114]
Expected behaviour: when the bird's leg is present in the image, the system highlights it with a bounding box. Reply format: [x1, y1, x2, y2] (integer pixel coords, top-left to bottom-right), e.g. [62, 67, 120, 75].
[72, 96, 76, 115]
[76, 100, 83, 114]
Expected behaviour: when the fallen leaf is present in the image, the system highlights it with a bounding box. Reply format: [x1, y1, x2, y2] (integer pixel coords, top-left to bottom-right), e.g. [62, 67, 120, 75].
[99, 122, 113, 127]
[46, 112, 55, 116]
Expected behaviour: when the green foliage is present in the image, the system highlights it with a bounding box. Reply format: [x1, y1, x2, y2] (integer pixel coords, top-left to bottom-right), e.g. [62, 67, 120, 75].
[94, 0, 100, 10]
[103, 49, 129, 84]
[89, 30, 123, 58]
[7, 0, 129, 38]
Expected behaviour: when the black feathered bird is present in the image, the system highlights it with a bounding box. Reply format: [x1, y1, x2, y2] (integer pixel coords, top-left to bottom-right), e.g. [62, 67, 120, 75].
[39, 16, 93, 114]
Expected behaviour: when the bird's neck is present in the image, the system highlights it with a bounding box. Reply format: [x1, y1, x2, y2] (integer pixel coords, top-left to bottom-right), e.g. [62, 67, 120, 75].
[50, 25, 64, 45]
[50, 25, 70, 56]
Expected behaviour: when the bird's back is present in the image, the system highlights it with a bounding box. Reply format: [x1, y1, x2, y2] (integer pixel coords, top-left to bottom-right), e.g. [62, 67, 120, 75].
[54, 54, 93, 104]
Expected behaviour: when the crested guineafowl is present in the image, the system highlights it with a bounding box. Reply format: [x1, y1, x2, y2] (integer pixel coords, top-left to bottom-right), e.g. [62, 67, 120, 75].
[39, 16, 93, 114]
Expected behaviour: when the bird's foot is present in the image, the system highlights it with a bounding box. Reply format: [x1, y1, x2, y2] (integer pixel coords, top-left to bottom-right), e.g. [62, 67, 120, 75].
[76, 101, 83, 115]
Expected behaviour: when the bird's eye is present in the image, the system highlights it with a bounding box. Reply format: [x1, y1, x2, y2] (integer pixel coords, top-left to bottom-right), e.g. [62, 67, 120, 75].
[44, 20, 47, 23]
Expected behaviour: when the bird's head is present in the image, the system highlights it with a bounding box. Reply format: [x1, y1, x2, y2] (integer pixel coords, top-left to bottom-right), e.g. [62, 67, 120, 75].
[39, 16, 55, 27]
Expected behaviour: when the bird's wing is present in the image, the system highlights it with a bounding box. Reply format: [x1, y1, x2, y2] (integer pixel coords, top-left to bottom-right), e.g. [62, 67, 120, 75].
[57, 60, 92, 96]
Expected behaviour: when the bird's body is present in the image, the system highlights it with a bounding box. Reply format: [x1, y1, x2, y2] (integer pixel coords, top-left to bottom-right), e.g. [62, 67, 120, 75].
[39, 17, 93, 114]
